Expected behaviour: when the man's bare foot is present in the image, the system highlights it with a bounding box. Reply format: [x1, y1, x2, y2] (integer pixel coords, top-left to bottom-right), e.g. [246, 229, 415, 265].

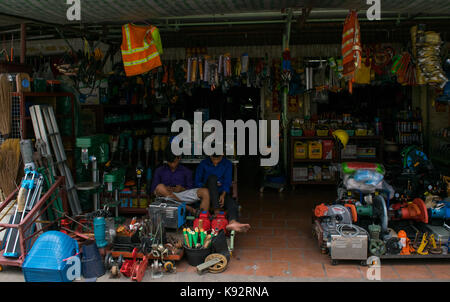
[226, 221, 251, 233]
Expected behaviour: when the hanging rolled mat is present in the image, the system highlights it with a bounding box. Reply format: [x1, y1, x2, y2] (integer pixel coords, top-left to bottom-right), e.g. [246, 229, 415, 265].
[0, 74, 11, 136]
[0, 139, 21, 196]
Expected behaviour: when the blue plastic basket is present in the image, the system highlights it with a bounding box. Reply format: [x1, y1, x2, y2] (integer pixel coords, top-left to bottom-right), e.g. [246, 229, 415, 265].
[22, 231, 79, 282]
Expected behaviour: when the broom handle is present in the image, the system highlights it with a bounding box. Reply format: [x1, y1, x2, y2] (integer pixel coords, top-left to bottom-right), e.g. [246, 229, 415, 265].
[0, 199, 17, 221]
[16, 187, 27, 212]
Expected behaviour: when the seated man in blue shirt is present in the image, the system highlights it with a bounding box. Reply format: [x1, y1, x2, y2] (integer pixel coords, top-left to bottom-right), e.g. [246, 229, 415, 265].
[195, 154, 251, 233]
[151, 150, 210, 215]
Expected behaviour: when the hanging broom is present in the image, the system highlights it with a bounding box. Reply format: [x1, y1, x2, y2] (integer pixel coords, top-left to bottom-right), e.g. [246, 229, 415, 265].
[0, 139, 21, 196]
[0, 74, 12, 137]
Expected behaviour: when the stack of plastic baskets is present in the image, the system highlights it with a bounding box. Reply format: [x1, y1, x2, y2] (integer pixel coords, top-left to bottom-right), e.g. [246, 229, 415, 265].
[22, 231, 79, 282]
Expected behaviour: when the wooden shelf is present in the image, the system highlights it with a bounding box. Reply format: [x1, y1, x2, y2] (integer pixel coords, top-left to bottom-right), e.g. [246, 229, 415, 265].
[291, 136, 333, 140]
[291, 180, 336, 185]
[12, 92, 73, 97]
[293, 158, 334, 163]
[348, 136, 383, 140]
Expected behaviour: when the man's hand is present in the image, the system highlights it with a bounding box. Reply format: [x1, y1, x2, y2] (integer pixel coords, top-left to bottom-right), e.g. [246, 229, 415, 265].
[173, 185, 185, 193]
[219, 192, 226, 207]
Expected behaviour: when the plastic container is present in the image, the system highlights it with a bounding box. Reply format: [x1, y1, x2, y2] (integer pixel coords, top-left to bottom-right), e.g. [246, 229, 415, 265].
[93, 217, 107, 248]
[308, 141, 322, 159]
[316, 129, 329, 136]
[294, 142, 308, 159]
[47, 80, 61, 92]
[184, 245, 212, 266]
[304, 129, 315, 137]
[345, 130, 355, 137]
[33, 78, 46, 92]
[22, 231, 79, 282]
[81, 242, 105, 279]
[291, 129, 303, 137]
[355, 129, 368, 136]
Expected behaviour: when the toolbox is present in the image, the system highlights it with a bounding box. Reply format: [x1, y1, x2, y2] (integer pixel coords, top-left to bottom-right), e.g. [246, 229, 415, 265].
[148, 198, 186, 229]
[357, 147, 376, 158]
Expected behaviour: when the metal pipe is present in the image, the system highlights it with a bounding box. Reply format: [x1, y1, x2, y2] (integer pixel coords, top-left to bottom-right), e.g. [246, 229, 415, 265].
[20, 23, 26, 64]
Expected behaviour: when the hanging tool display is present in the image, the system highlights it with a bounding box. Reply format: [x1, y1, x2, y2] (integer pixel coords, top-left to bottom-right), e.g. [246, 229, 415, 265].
[144, 137, 152, 168]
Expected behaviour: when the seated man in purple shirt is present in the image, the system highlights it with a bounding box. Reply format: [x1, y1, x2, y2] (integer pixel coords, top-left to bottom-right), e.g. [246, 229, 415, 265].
[151, 149, 210, 215]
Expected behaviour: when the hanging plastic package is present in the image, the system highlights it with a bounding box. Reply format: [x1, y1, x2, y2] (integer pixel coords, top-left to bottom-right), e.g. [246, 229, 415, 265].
[354, 57, 371, 84]
[198, 57, 204, 81]
[191, 57, 198, 82]
[241, 53, 249, 74]
[413, 25, 448, 88]
[204, 56, 210, 83]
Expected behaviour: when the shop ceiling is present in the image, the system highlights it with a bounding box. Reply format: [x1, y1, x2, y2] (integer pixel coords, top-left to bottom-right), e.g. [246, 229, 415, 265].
[0, 0, 449, 47]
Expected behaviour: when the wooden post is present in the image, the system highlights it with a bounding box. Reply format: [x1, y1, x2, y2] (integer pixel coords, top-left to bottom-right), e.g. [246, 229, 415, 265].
[20, 23, 26, 64]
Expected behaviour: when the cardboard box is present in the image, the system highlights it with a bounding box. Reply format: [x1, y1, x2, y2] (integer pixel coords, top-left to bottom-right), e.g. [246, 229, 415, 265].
[341, 144, 357, 159]
[322, 140, 334, 160]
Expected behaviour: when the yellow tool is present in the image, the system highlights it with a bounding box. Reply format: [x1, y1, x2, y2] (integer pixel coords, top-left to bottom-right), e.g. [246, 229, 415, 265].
[416, 233, 429, 255]
[428, 234, 442, 254]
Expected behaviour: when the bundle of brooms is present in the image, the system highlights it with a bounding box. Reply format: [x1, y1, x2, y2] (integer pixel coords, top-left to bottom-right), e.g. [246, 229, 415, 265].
[0, 74, 11, 136]
[0, 139, 21, 197]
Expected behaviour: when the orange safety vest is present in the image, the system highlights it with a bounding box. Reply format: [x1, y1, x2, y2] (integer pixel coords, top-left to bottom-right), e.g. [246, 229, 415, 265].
[121, 24, 162, 77]
[342, 10, 362, 93]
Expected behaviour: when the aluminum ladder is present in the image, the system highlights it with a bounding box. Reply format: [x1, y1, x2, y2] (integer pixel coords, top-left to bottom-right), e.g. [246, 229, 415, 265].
[29, 105, 82, 215]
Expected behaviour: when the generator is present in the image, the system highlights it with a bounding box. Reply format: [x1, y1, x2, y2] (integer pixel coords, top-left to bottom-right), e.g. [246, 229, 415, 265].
[148, 198, 186, 229]
[313, 220, 368, 265]
[328, 225, 368, 264]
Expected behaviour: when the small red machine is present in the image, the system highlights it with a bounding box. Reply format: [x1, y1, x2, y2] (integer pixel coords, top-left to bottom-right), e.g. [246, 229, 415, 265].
[120, 248, 138, 277]
[131, 254, 149, 282]
[390, 198, 428, 223]
[211, 212, 228, 234]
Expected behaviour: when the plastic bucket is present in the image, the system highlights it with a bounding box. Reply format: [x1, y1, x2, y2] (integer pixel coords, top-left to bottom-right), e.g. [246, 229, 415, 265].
[81, 242, 105, 279]
[184, 245, 211, 266]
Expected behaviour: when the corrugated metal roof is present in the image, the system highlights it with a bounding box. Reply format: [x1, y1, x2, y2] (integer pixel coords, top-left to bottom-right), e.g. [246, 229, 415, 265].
[0, 0, 449, 25]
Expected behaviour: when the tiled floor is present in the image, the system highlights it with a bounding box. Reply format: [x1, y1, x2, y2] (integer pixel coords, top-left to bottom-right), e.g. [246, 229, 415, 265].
[175, 181, 450, 281]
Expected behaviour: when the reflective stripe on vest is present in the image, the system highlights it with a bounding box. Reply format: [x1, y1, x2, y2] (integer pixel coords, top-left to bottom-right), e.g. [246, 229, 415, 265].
[123, 51, 160, 67]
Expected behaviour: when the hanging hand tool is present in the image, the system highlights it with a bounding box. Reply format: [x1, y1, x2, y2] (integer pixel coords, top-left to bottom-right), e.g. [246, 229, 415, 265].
[128, 136, 133, 167]
[137, 138, 143, 166]
[119, 133, 126, 162]
[153, 136, 161, 166]
[10, 35, 13, 62]
[110, 136, 119, 162]
[144, 137, 152, 168]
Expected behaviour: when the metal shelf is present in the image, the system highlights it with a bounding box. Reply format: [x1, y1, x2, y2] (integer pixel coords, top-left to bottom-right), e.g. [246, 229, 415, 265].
[293, 159, 334, 163]
[291, 180, 336, 185]
[118, 207, 148, 215]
